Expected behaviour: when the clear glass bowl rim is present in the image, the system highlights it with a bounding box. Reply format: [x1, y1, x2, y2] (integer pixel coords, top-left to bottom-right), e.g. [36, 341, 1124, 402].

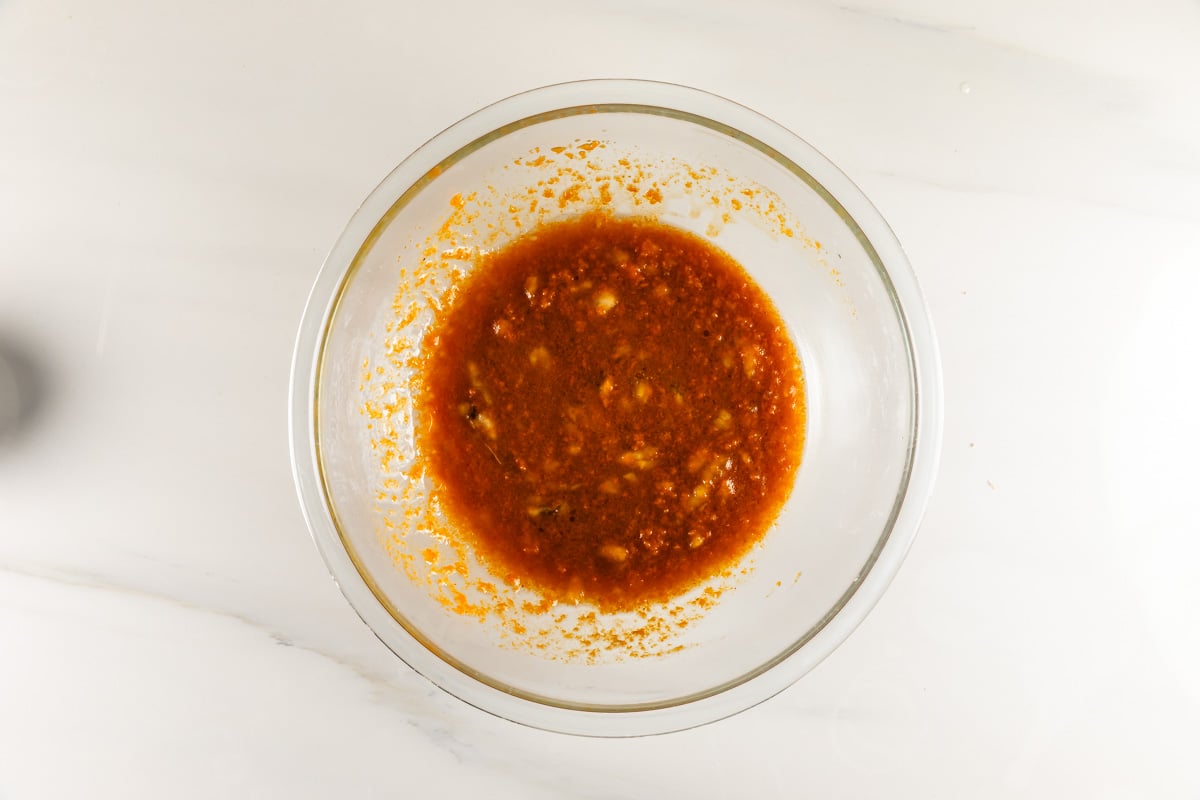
[289, 78, 944, 737]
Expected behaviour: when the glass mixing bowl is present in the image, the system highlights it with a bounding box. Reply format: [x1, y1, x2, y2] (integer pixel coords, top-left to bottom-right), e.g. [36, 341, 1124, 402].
[289, 80, 942, 736]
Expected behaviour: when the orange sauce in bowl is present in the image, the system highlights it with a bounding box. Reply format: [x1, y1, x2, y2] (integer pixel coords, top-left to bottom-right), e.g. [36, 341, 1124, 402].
[418, 212, 805, 611]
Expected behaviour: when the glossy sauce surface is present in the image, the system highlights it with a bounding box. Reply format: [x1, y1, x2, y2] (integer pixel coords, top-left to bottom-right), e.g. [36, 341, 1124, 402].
[419, 212, 805, 610]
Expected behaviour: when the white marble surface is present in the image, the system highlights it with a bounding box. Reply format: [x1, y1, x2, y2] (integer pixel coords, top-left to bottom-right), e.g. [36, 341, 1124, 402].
[2, 0, 1199, 796]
